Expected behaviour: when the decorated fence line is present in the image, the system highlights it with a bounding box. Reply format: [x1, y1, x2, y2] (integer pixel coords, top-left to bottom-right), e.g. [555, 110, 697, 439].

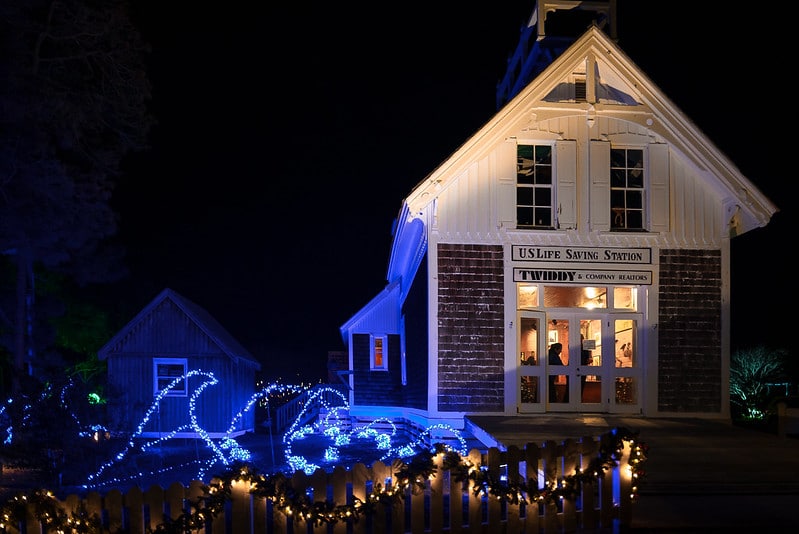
[0, 428, 646, 534]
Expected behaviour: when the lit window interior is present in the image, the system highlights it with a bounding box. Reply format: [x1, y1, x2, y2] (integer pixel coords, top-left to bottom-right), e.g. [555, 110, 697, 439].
[518, 284, 539, 308]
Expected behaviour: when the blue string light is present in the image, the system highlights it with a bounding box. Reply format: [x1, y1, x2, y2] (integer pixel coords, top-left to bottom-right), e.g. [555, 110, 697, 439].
[1, 370, 470, 489]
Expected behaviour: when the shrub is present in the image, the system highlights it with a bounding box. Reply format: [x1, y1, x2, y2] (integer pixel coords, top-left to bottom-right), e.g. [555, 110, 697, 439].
[730, 346, 788, 421]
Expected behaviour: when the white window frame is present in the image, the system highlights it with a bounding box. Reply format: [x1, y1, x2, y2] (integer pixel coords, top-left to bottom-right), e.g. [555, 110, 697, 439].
[370, 334, 388, 371]
[609, 146, 647, 231]
[516, 143, 555, 229]
[154, 358, 188, 397]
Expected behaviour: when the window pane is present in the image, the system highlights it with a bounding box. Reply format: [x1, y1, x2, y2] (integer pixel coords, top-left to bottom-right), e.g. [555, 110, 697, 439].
[521, 376, 539, 403]
[581, 376, 601, 403]
[543, 286, 607, 308]
[534, 207, 552, 227]
[627, 210, 643, 229]
[610, 168, 627, 187]
[611, 209, 625, 229]
[615, 377, 637, 404]
[580, 319, 601, 366]
[610, 148, 626, 167]
[615, 319, 635, 367]
[535, 144, 552, 163]
[536, 165, 552, 184]
[374, 337, 383, 367]
[158, 378, 185, 392]
[628, 169, 644, 188]
[517, 172, 534, 185]
[625, 191, 642, 209]
[533, 187, 551, 205]
[548, 319, 569, 403]
[626, 150, 643, 168]
[517, 207, 534, 226]
[157, 364, 184, 377]
[613, 287, 636, 310]
[517, 285, 539, 309]
[517, 188, 534, 204]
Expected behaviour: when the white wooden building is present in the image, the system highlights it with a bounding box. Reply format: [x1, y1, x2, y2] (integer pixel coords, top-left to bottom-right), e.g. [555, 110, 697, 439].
[339, 1, 776, 430]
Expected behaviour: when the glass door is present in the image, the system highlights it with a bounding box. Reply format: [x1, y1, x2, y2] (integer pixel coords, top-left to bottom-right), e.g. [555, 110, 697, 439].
[611, 315, 642, 413]
[517, 311, 546, 413]
[545, 314, 610, 412]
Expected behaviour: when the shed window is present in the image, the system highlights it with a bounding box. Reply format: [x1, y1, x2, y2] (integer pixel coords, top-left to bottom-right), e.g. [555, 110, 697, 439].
[154, 358, 188, 397]
[371, 335, 388, 371]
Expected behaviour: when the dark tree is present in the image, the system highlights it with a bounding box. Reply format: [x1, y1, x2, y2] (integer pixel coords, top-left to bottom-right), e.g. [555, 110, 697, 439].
[0, 0, 154, 392]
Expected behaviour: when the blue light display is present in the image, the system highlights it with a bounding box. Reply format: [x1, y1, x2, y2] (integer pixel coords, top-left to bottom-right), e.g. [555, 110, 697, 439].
[1, 371, 469, 490]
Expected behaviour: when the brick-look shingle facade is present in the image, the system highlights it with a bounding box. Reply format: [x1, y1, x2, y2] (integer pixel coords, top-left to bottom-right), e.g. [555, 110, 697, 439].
[352, 333, 404, 406]
[437, 243, 504, 412]
[657, 249, 722, 412]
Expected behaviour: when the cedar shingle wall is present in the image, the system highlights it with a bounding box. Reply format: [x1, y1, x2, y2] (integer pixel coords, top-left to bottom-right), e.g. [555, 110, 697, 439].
[352, 334, 403, 405]
[658, 249, 722, 412]
[437, 243, 504, 412]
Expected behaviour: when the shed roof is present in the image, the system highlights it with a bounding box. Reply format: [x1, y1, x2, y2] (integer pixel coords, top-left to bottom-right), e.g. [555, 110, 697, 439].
[97, 288, 261, 370]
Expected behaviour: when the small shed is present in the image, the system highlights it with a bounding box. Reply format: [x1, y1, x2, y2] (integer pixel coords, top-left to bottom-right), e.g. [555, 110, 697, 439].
[98, 288, 261, 438]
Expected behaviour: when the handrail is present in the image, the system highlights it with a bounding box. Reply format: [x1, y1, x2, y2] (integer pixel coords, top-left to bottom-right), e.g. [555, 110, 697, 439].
[273, 384, 347, 432]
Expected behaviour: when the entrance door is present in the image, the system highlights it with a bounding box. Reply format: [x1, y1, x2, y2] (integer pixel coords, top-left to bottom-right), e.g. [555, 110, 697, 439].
[544, 313, 642, 412]
[517, 311, 546, 413]
[545, 315, 605, 411]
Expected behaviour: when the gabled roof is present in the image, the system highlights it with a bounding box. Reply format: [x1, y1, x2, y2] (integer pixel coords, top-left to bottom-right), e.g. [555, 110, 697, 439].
[405, 25, 777, 235]
[339, 279, 402, 343]
[98, 288, 260, 369]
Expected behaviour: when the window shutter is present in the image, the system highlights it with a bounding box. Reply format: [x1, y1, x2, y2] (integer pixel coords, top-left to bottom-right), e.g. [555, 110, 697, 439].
[589, 140, 611, 231]
[556, 140, 577, 229]
[497, 138, 517, 228]
[649, 143, 670, 233]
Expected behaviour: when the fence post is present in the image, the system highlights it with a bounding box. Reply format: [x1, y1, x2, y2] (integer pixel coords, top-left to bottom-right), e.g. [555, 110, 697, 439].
[615, 436, 634, 528]
[540, 440, 561, 533]
[578, 435, 599, 530]
[485, 447, 504, 531]
[467, 448, 484, 529]
[428, 452, 445, 533]
[504, 445, 523, 532]
[522, 442, 542, 534]
[561, 439, 579, 532]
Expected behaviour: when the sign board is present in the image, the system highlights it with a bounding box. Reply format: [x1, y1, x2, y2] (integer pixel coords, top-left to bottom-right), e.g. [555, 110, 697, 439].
[513, 268, 652, 285]
[512, 246, 651, 264]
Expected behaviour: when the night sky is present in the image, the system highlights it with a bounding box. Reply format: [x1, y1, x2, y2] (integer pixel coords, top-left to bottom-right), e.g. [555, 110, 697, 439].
[103, 2, 787, 381]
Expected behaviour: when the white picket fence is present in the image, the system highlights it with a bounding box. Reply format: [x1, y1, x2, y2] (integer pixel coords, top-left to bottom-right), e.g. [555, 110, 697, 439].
[0, 434, 640, 534]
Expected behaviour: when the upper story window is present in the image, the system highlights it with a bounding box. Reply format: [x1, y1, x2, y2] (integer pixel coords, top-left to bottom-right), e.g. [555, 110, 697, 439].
[154, 357, 187, 397]
[610, 148, 645, 230]
[517, 144, 554, 228]
[371, 334, 388, 371]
